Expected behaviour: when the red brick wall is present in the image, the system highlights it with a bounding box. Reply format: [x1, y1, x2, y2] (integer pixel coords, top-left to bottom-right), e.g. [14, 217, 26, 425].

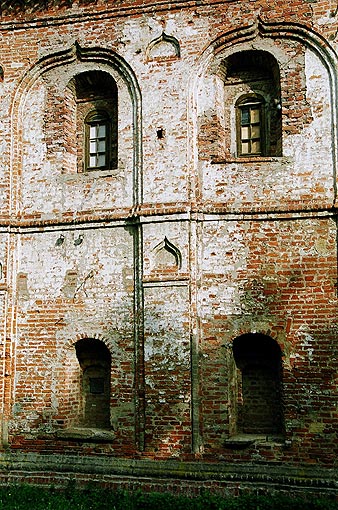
[0, 0, 336, 496]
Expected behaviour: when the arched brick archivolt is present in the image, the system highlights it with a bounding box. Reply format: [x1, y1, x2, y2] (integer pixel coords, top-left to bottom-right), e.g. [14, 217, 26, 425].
[10, 41, 142, 215]
[189, 19, 337, 204]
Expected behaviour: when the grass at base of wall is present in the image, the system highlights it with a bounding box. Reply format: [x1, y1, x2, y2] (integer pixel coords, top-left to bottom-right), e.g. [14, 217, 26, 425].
[0, 484, 336, 509]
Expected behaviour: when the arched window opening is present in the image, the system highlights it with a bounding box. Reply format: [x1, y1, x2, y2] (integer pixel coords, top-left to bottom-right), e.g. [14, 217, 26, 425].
[232, 333, 283, 435]
[67, 70, 118, 172]
[75, 338, 111, 429]
[223, 50, 282, 157]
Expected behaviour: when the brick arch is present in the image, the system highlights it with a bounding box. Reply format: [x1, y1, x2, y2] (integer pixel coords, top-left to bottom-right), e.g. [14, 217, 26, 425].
[151, 237, 182, 274]
[11, 41, 142, 125]
[146, 32, 181, 61]
[196, 18, 338, 71]
[63, 331, 113, 352]
[225, 320, 286, 354]
[224, 323, 286, 437]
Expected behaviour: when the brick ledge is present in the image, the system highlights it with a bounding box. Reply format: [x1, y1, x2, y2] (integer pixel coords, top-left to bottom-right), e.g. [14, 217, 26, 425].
[55, 427, 115, 442]
[0, 453, 336, 492]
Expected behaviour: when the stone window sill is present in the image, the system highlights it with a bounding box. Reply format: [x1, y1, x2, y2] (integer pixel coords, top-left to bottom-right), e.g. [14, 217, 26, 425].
[60, 168, 121, 182]
[211, 156, 291, 164]
[143, 273, 189, 284]
[224, 434, 285, 449]
[56, 427, 115, 442]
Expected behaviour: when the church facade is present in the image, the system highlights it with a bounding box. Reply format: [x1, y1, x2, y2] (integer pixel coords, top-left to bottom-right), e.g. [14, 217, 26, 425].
[0, 0, 336, 496]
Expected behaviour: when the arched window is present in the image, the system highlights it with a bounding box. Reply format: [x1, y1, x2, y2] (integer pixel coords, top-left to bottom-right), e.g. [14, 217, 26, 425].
[236, 95, 265, 156]
[75, 338, 111, 429]
[85, 110, 111, 170]
[232, 333, 283, 435]
[223, 50, 282, 158]
[66, 70, 118, 173]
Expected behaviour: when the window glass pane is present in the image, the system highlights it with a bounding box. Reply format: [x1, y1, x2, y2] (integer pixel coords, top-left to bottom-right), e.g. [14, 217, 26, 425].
[97, 154, 106, 167]
[90, 125, 97, 138]
[251, 140, 261, 153]
[241, 141, 250, 154]
[90, 141, 97, 153]
[89, 155, 96, 167]
[98, 140, 106, 152]
[251, 125, 260, 138]
[241, 108, 250, 125]
[241, 126, 250, 140]
[98, 124, 106, 137]
[251, 108, 260, 123]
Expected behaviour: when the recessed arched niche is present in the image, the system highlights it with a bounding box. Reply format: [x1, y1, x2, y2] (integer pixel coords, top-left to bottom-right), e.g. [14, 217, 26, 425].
[75, 338, 111, 429]
[147, 33, 180, 61]
[232, 333, 284, 436]
[151, 237, 182, 273]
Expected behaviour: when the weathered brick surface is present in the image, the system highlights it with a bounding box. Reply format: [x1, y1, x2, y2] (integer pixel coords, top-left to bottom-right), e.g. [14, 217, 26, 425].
[0, 0, 336, 496]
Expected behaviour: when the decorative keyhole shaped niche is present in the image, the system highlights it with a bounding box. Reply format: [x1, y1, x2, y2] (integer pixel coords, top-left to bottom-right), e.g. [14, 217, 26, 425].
[75, 338, 111, 429]
[147, 33, 181, 61]
[152, 237, 182, 274]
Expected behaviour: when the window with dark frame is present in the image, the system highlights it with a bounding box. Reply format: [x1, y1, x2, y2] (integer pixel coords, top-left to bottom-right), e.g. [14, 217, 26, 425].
[237, 96, 265, 156]
[86, 110, 111, 171]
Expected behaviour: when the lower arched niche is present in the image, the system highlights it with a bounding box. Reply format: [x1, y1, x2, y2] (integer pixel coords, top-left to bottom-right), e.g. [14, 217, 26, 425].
[231, 333, 284, 436]
[75, 338, 111, 429]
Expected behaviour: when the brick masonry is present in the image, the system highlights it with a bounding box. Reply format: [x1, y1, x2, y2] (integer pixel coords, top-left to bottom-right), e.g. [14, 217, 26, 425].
[0, 0, 336, 497]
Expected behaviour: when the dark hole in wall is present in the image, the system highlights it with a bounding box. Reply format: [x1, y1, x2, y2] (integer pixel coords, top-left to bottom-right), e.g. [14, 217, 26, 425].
[75, 338, 111, 428]
[232, 333, 284, 434]
[157, 128, 165, 139]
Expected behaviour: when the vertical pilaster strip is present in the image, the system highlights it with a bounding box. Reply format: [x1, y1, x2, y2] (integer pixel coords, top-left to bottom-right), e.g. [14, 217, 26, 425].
[2, 230, 17, 447]
[133, 216, 145, 451]
[129, 49, 144, 451]
[189, 214, 202, 454]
